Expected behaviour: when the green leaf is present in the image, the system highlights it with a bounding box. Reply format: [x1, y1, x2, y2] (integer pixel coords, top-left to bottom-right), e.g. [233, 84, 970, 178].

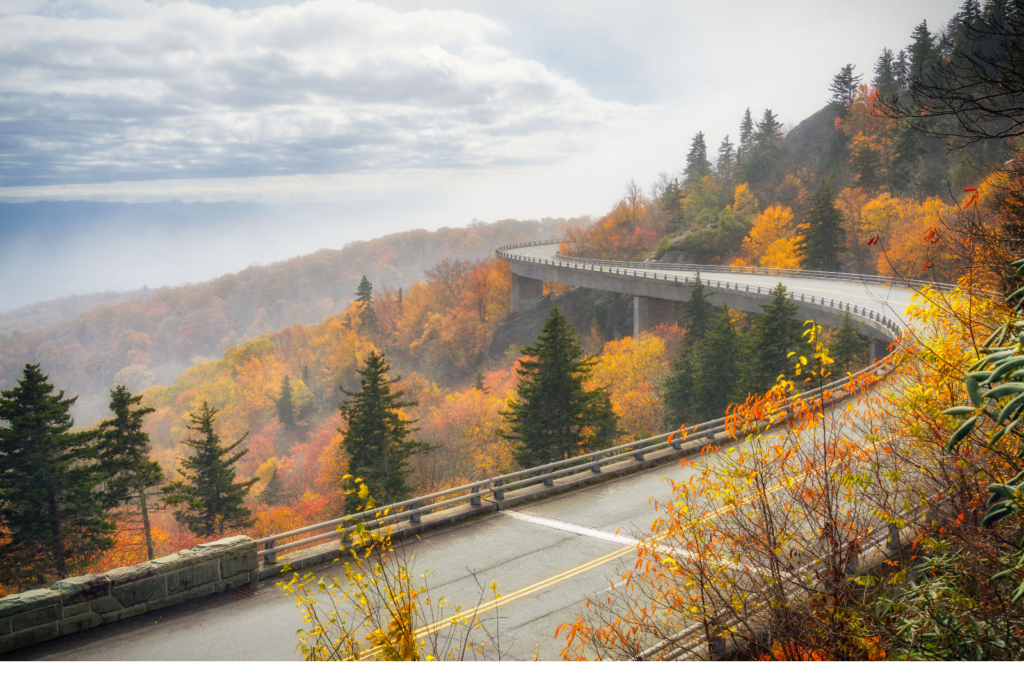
[966, 377, 982, 407]
[941, 406, 975, 416]
[982, 382, 1024, 400]
[946, 415, 978, 450]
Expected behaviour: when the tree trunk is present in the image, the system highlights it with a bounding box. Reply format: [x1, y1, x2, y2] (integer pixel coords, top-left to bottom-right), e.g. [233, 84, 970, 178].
[138, 487, 155, 561]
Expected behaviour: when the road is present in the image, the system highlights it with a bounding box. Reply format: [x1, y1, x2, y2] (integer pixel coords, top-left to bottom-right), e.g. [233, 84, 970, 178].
[11, 249, 921, 661]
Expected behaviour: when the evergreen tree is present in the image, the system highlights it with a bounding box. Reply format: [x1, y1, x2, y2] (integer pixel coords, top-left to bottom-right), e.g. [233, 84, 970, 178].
[260, 467, 286, 507]
[663, 345, 696, 429]
[162, 402, 257, 536]
[661, 177, 686, 233]
[798, 183, 846, 271]
[276, 374, 297, 429]
[340, 350, 432, 513]
[716, 135, 736, 183]
[895, 49, 910, 88]
[684, 132, 713, 186]
[829, 63, 862, 110]
[908, 20, 937, 78]
[356, 275, 376, 332]
[692, 305, 741, 421]
[681, 273, 713, 345]
[0, 364, 113, 586]
[830, 312, 867, 375]
[738, 108, 755, 161]
[753, 109, 783, 145]
[742, 285, 803, 395]
[499, 308, 617, 469]
[872, 48, 899, 99]
[96, 386, 163, 561]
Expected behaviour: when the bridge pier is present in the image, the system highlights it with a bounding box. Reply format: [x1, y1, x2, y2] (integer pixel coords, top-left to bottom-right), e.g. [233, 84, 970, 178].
[634, 296, 675, 336]
[511, 272, 544, 313]
[869, 338, 889, 364]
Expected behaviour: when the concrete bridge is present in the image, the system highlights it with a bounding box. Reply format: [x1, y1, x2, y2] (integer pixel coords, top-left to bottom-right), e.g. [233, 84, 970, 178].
[5, 243, 935, 661]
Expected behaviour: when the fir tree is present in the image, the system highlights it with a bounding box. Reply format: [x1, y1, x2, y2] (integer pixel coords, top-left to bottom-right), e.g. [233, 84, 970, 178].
[340, 350, 432, 513]
[162, 402, 257, 536]
[753, 109, 783, 145]
[872, 48, 899, 99]
[499, 308, 617, 469]
[716, 135, 736, 183]
[661, 177, 686, 234]
[895, 49, 909, 88]
[798, 183, 846, 271]
[356, 275, 376, 332]
[663, 346, 696, 429]
[742, 285, 803, 395]
[260, 467, 286, 507]
[681, 273, 713, 345]
[276, 374, 297, 429]
[830, 312, 867, 375]
[684, 132, 713, 186]
[738, 108, 754, 160]
[693, 305, 741, 421]
[829, 63, 862, 111]
[0, 364, 113, 586]
[908, 20, 937, 79]
[96, 386, 163, 561]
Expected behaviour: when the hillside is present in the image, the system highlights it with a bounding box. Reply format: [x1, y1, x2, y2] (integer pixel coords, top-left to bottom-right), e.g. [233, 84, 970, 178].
[0, 217, 561, 423]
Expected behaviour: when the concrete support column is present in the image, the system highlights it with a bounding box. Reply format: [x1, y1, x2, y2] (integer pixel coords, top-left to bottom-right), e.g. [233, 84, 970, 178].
[510, 272, 544, 313]
[869, 338, 889, 364]
[633, 296, 675, 337]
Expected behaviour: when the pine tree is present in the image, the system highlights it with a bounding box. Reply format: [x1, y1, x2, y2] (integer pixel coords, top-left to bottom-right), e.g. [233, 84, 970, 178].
[692, 305, 741, 421]
[798, 183, 846, 271]
[661, 177, 686, 234]
[276, 374, 297, 428]
[663, 346, 696, 429]
[162, 402, 257, 536]
[754, 109, 783, 145]
[340, 350, 432, 513]
[681, 273, 713, 345]
[738, 108, 754, 161]
[0, 364, 113, 586]
[742, 285, 803, 395]
[908, 20, 937, 79]
[872, 48, 899, 99]
[830, 312, 867, 375]
[96, 386, 163, 561]
[260, 467, 286, 506]
[356, 275, 376, 332]
[716, 135, 736, 183]
[829, 63, 862, 111]
[895, 49, 910, 88]
[684, 132, 713, 186]
[499, 308, 617, 469]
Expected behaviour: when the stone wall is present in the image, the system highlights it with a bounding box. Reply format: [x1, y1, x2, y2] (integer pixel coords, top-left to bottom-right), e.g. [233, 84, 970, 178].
[0, 535, 258, 655]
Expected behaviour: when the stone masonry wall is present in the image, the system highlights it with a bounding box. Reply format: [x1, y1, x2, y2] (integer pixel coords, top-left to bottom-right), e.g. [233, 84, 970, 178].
[0, 535, 258, 655]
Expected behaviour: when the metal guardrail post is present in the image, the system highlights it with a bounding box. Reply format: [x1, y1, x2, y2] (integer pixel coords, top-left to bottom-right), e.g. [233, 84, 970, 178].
[591, 455, 602, 474]
[410, 502, 421, 525]
[493, 479, 505, 500]
[264, 539, 277, 565]
[634, 448, 645, 462]
[543, 467, 554, 487]
[470, 486, 481, 506]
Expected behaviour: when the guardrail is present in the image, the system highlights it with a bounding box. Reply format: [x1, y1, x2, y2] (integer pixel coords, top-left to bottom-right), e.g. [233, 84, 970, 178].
[496, 239, 956, 294]
[497, 241, 906, 335]
[256, 344, 902, 568]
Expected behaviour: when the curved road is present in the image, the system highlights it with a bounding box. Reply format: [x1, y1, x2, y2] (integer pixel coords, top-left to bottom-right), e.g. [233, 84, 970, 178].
[11, 249, 922, 661]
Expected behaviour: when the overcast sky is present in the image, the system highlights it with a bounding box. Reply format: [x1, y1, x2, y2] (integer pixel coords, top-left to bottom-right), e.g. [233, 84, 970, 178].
[0, 0, 965, 307]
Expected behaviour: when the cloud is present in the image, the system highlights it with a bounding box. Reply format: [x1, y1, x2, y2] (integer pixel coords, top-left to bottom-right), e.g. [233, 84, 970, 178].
[0, 0, 630, 187]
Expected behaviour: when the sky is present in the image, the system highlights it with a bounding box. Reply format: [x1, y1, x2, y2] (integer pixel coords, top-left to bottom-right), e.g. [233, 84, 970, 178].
[0, 0, 965, 309]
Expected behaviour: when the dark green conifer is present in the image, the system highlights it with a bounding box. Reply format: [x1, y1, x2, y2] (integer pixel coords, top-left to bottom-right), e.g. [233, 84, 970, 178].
[798, 184, 846, 271]
[829, 63, 862, 111]
[661, 178, 686, 234]
[684, 132, 713, 186]
[276, 374, 297, 428]
[681, 273, 713, 345]
[742, 284, 803, 395]
[0, 364, 113, 586]
[754, 109, 783, 145]
[340, 350, 431, 513]
[908, 20, 937, 79]
[356, 275, 376, 332]
[663, 346, 697, 429]
[872, 48, 899, 99]
[96, 386, 163, 560]
[692, 305, 741, 421]
[162, 402, 257, 536]
[830, 312, 867, 375]
[260, 467, 286, 507]
[738, 108, 754, 161]
[499, 308, 617, 469]
[716, 136, 736, 184]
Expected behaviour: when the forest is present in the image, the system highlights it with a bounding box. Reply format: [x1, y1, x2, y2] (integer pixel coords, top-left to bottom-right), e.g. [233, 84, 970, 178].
[3, 0, 1024, 661]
